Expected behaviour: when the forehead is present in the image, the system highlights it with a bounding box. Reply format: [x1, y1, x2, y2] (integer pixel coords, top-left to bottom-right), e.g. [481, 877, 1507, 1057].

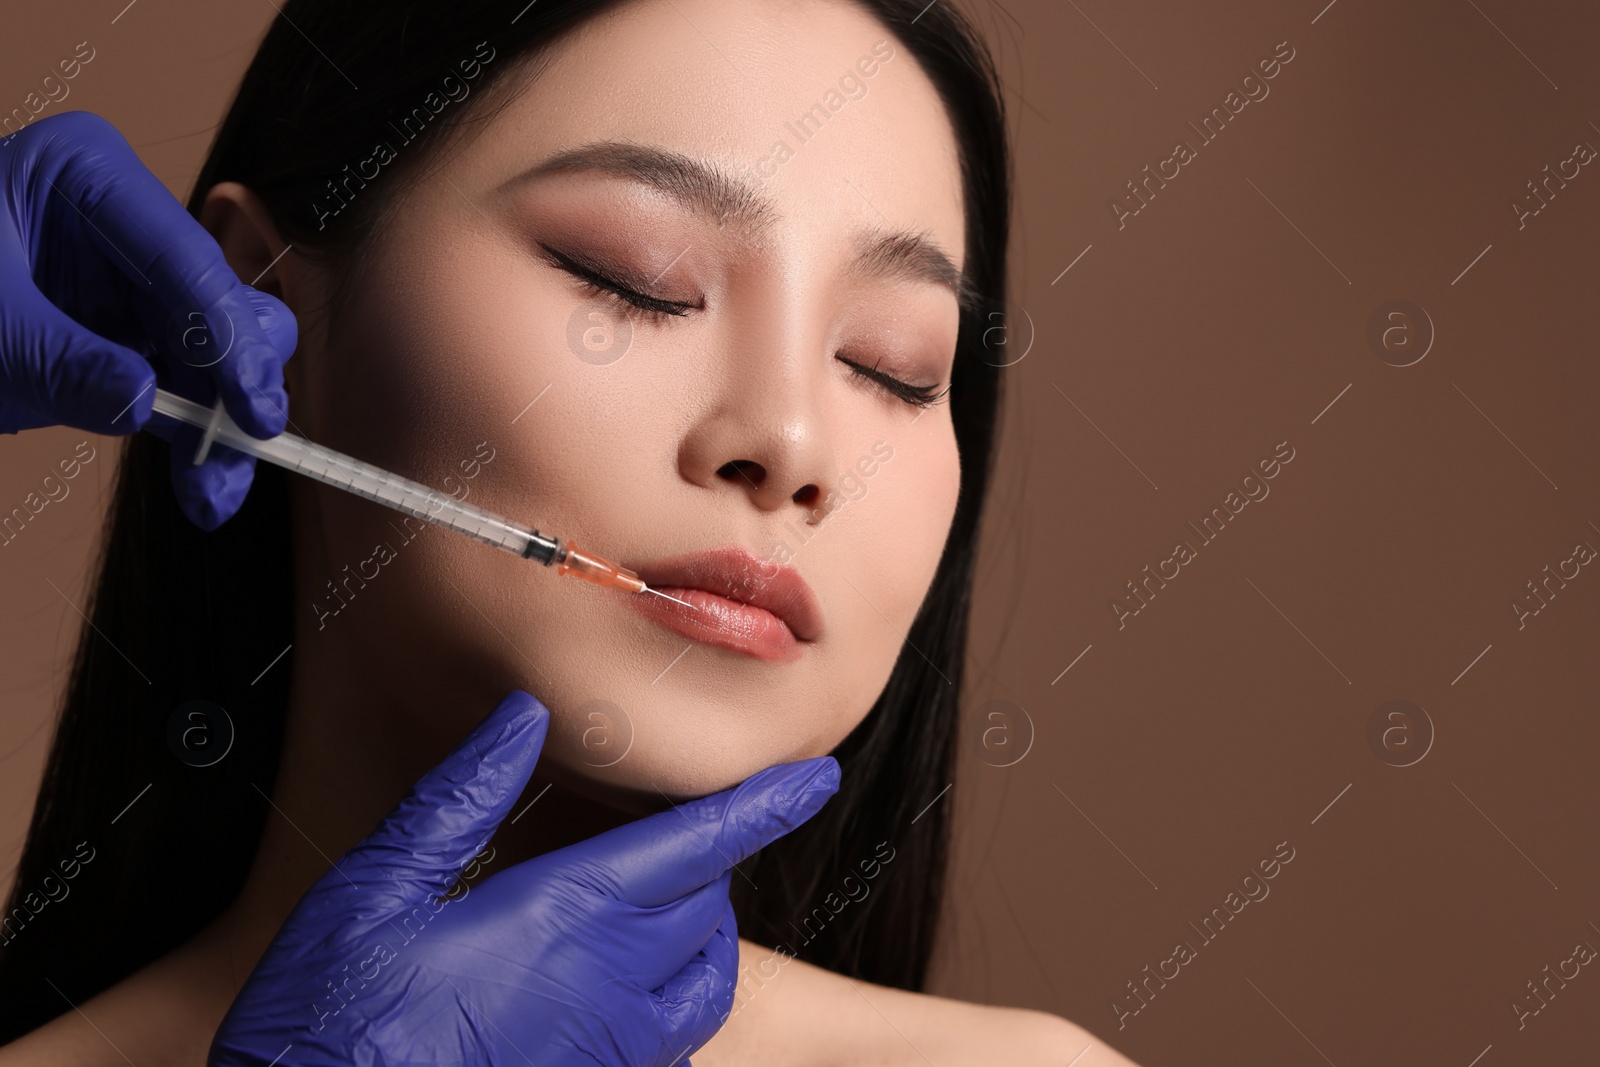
[458, 0, 967, 268]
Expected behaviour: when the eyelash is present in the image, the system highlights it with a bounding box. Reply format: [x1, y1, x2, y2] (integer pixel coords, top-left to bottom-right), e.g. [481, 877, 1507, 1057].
[541, 243, 695, 325]
[542, 242, 948, 409]
[835, 356, 951, 409]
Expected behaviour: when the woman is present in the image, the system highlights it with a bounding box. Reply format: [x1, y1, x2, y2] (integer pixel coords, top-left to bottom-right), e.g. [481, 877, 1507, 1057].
[0, 0, 1138, 1062]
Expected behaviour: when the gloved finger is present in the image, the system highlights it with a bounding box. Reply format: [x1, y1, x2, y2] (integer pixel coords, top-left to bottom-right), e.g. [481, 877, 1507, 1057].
[240, 285, 298, 366]
[175, 282, 292, 442]
[0, 285, 155, 435]
[599, 869, 732, 994]
[655, 895, 741, 1066]
[162, 428, 257, 531]
[40, 111, 289, 439]
[151, 288, 294, 528]
[347, 689, 549, 904]
[563, 756, 840, 909]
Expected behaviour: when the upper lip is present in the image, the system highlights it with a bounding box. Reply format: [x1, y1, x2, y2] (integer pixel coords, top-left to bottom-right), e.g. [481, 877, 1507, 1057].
[634, 545, 824, 642]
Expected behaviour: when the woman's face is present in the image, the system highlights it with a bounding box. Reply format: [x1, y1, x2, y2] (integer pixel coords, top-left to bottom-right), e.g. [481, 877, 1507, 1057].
[281, 0, 965, 802]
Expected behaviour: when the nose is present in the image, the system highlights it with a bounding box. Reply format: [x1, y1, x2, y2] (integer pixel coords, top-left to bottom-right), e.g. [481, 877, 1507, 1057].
[677, 371, 837, 517]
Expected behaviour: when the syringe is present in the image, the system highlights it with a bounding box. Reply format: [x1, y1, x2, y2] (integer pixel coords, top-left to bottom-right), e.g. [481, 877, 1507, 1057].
[147, 387, 662, 598]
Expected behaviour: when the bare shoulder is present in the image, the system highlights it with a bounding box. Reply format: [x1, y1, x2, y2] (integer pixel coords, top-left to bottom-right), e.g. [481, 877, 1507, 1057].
[0, 928, 234, 1066]
[851, 988, 1145, 1067]
[695, 938, 1144, 1067]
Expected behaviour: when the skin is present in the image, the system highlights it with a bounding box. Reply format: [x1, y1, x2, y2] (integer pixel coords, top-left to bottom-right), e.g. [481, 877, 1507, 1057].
[1, 0, 1141, 1063]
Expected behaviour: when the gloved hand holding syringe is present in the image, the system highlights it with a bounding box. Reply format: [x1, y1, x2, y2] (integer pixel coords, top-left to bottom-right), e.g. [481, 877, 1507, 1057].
[148, 385, 696, 607]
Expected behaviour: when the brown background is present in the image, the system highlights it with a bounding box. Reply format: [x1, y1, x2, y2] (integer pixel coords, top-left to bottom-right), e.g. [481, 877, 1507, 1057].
[3, 1, 1597, 1063]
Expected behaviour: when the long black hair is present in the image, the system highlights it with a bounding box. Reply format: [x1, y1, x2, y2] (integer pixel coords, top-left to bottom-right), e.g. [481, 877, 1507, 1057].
[0, 0, 1010, 1039]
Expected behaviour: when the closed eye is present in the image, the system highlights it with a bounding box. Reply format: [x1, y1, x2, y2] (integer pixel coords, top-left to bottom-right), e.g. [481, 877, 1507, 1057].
[836, 355, 950, 409]
[539, 241, 696, 323]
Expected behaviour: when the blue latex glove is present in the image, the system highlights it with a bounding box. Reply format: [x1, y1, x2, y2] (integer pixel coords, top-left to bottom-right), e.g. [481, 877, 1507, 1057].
[0, 110, 295, 529]
[208, 689, 842, 1067]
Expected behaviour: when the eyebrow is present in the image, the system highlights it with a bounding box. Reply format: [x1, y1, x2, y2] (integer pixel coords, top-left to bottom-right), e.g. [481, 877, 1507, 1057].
[507, 141, 978, 314]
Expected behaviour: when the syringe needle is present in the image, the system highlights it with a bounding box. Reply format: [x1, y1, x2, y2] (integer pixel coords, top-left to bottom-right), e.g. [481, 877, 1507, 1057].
[642, 585, 698, 610]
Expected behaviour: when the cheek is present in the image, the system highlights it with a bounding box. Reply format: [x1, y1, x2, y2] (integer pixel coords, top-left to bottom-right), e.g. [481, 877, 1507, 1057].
[306, 239, 565, 468]
[816, 418, 961, 705]
[301, 227, 662, 574]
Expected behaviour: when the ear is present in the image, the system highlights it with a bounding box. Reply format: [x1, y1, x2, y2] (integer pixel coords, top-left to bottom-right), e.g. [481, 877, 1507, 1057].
[199, 182, 292, 299]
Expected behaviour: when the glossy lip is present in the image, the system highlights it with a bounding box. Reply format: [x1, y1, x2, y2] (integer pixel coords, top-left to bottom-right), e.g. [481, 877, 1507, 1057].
[629, 545, 824, 663]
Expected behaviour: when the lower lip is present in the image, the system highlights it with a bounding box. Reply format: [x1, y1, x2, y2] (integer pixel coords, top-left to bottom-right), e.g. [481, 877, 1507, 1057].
[629, 586, 806, 663]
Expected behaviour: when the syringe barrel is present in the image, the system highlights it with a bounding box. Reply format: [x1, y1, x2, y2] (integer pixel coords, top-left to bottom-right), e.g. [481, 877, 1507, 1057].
[152, 389, 561, 564]
[293, 445, 560, 562]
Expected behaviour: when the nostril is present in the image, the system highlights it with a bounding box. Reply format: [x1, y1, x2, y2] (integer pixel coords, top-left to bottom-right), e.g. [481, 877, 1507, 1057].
[717, 459, 765, 488]
[792, 484, 820, 507]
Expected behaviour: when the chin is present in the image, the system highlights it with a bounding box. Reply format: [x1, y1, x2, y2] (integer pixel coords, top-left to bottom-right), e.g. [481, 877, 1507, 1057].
[531, 688, 848, 808]
[535, 734, 753, 813]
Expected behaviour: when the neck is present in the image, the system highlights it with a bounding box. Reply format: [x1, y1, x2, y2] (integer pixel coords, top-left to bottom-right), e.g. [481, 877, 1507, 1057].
[198, 624, 637, 995]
